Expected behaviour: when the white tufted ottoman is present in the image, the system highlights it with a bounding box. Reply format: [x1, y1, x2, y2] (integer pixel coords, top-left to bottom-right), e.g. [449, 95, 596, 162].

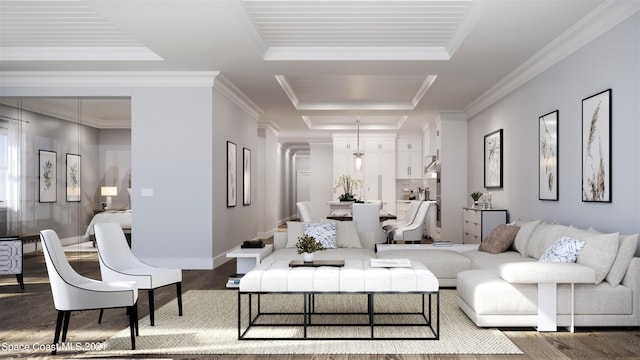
[238, 259, 440, 340]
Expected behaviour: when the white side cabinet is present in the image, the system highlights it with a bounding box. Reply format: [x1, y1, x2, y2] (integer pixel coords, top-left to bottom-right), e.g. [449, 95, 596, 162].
[462, 207, 507, 244]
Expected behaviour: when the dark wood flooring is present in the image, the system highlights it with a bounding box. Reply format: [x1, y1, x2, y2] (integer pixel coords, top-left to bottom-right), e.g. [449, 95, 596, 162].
[1, 244, 639, 359]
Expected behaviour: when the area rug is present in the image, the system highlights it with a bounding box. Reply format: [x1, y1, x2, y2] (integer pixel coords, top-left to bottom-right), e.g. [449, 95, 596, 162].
[84, 289, 522, 356]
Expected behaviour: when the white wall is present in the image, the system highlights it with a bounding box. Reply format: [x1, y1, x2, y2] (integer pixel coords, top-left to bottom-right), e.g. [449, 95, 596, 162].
[256, 126, 279, 238]
[309, 143, 333, 220]
[212, 86, 258, 260]
[467, 14, 639, 234]
[98, 129, 131, 210]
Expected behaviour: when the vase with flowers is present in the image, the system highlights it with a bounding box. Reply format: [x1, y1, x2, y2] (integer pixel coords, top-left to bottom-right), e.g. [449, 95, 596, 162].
[333, 175, 363, 202]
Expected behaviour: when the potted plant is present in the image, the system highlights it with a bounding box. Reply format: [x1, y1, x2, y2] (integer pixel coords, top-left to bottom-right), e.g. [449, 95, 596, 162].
[470, 192, 482, 208]
[295, 234, 325, 262]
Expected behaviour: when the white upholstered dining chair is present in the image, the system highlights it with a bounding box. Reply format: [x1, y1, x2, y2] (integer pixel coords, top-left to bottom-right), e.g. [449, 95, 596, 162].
[352, 203, 386, 244]
[40, 229, 138, 354]
[94, 222, 183, 326]
[389, 201, 434, 243]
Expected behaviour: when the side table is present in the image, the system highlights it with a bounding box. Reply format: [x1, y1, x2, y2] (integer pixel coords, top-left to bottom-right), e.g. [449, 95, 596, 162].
[226, 244, 273, 275]
[0, 237, 24, 290]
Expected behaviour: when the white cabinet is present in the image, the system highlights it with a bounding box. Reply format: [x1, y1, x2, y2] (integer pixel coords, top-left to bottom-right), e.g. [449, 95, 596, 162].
[396, 200, 413, 221]
[462, 207, 507, 244]
[333, 135, 395, 213]
[396, 136, 422, 179]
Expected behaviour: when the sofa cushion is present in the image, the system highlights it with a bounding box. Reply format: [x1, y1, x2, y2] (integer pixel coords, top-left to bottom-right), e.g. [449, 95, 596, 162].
[286, 221, 304, 248]
[605, 233, 638, 286]
[335, 221, 362, 248]
[526, 223, 567, 259]
[513, 220, 540, 256]
[563, 227, 619, 284]
[538, 236, 585, 263]
[303, 222, 337, 249]
[462, 250, 533, 270]
[376, 249, 471, 282]
[500, 262, 595, 284]
[479, 224, 520, 254]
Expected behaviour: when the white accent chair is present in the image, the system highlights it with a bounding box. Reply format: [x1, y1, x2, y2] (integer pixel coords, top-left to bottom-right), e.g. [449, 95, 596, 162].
[383, 200, 420, 239]
[352, 203, 386, 244]
[40, 229, 138, 354]
[390, 201, 434, 243]
[94, 223, 183, 326]
[296, 201, 320, 222]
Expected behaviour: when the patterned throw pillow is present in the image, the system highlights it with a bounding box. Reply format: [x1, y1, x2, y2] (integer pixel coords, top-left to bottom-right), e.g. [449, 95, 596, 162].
[303, 222, 337, 249]
[539, 236, 585, 263]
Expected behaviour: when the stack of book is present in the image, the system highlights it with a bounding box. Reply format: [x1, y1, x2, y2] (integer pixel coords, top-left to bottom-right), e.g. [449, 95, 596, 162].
[432, 241, 452, 247]
[226, 273, 244, 289]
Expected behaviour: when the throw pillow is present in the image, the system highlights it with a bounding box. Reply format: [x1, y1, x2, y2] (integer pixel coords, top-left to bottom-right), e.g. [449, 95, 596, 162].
[563, 227, 620, 284]
[539, 236, 585, 263]
[335, 221, 362, 248]
[605, 233, 638, 286]
[513, 220, 540, 256]
[478, 224, 520, 254]
[285, 221, 304, 248]
[303, 222, 337, 249]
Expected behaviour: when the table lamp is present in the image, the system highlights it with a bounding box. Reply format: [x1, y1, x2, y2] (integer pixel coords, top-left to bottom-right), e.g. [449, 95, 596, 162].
[101, 186, 118, 210]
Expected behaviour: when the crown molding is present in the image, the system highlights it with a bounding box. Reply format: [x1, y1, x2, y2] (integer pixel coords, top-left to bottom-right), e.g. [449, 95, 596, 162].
[465, 0, 640, 118]
[264, 46, 450, 61]
[0, 71, 220, 88]
[214, 73, 264, 121]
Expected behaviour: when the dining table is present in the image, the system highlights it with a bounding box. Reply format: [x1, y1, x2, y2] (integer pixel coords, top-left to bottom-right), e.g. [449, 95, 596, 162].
[326, 211, 397, 222]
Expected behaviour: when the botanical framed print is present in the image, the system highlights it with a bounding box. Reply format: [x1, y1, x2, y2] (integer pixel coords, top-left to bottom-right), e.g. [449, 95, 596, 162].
[539, 110, 559, 200]
[227, 141, 237, 207]
[243, 148, 251, 206]
[39, 150, 57, 203]
[582, 89, 611, 202]
[484, 129, 503, 189]
[66, 153, 81, 202]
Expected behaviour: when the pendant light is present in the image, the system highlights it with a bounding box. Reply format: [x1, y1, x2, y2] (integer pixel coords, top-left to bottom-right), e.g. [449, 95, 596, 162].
[353, 117, 363, 170]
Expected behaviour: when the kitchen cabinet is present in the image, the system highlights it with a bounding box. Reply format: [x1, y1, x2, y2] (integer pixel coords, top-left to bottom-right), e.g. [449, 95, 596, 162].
[462, 207, 507, 244]
[333, 135, 395, 213]
[396, 136, 422, 179]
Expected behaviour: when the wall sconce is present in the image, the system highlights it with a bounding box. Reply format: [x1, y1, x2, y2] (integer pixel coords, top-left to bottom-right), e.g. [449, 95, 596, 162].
[101, 186, 118, 210]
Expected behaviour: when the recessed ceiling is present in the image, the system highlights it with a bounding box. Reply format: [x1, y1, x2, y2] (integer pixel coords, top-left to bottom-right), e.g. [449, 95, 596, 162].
[241, 0, 478, 60]
[0, 0, 161, 61]
[302, 115, 407, 130]
[276, 75, 437, 110]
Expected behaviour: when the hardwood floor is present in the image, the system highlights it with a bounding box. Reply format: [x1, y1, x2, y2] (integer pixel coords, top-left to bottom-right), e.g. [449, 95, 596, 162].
[1, 246, 639, 359]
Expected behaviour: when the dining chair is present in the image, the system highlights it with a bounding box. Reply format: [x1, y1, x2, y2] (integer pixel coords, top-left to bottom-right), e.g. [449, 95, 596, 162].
[389, 201, 434, 243]
[40, 229, 138, 354]
[383, 200, 420, 239]
[352, 203, 386, 244]
[297, 201, 321, 222]
[94, 222, 183, 326]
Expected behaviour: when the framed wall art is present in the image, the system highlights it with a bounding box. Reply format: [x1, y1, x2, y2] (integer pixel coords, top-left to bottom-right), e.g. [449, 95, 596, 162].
[539, 110, 559, 201]
[227, 141, 237, 207]
[66, 153, 81, 202]
[39, 150, 57, 203]
[243, 148, 251, 206]
[484, 129, 503, 189]
[582, 89, 611, 202]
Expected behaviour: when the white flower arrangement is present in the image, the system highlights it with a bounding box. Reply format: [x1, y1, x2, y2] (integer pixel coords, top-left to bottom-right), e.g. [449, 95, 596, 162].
[333, 175, 363, 201]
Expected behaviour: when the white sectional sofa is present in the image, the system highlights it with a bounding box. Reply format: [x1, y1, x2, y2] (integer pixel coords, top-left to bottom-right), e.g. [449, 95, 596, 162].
[268, 220, 640, 329]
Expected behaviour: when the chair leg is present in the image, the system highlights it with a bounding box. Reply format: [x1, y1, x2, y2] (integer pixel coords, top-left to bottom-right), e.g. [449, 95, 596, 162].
[127, 305, 136, 350]
[148, 289, 155, 326]
[52, 311, 64, 355]
[61, 311, 71, 342]
[177, 282, 183, 316]
[16, 274, 24, 290]
[134, 302, 139, 336]
[98, 309, 104, 324]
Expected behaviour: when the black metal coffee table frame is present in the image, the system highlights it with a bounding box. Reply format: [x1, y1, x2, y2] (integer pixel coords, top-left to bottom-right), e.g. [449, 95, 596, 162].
[237, 291, 439, 340]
